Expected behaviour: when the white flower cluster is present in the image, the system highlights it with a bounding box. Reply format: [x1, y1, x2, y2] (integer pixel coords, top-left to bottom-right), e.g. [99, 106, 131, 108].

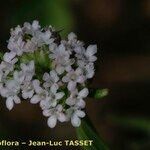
[0, 21, 97, 128]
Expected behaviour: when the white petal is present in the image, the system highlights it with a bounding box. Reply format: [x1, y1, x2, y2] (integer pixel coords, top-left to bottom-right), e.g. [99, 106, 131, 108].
[56, 104, 63, 111]
[49, 43, 57, 51]
[65, 65, 72, 72]
[56, 66, 64, 75]
[74, 47, 81, 53]
[66, 97, 76, 106]
[32, 80, 42, 93]
[43, 82, 51, 89]
[32, 20, 40, 30]
[86, 45, 97, 56]
[28, 90, 34, 98]
[86, 70, 94, 79]
[20, 63, 26, 71]
[40, 100, 48, 110]
[6, 80, 16, 89]
[30, 95, 41, 104]
[51, 99, 57, 107]
[55, 92, 64, 100]
[71, 114, 81, 127]
[47, 115, 57, 128]
[28, 61, 35, 70]
[3, 52, 16, 62]
[50, 83, 58, 94]
[58, 44, 66, 52]
[43, 109, 51, 117]
[75, 110, 85, 118]
[22, 90, 34, 99]
[89, 56, 97, 62]
[68, 32, 77, 41]
[13, 71, 24, 83]
[58, 113, 66, 122]
[75, 67, 82, 75]
[62, 76, 70, 83]
[6, 97, 14, 110]
[22, 91, 27, 99]
[78, 88, 89, 98]
[50, 70, 59, 82]
[76, 99, 86, 108]
[0, 88, 9, 97]
[13, 96, 21, 104]
[43, 30, 51, 40]
[67, 81, 76, 92]
[76, 76, 85, 83]
[43, 72, 50, 81]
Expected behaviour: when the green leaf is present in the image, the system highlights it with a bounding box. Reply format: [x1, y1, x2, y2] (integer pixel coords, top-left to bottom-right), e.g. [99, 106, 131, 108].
[76, 116, 109, 150]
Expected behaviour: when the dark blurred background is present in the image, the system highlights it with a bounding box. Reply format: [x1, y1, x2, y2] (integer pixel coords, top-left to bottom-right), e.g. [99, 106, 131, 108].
[0, 0, 150, 150]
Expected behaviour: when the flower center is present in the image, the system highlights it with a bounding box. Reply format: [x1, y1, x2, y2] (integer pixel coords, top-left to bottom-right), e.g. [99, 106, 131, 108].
[19, 46, 51, 80]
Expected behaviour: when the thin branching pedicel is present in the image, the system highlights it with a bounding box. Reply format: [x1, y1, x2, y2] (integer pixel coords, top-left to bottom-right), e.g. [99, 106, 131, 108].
[0, 21, 97, 128]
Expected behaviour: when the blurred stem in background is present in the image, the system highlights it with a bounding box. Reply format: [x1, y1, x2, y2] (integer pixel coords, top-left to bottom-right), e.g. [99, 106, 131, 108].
[108, 115, 150, 149]
[109, 115, 150, 135]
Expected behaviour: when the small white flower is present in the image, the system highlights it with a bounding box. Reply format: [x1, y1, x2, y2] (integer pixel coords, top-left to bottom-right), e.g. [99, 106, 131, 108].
[32, 79, 43, 93]
[49, 88, 65, 108]
[32, 20, 41, 30]
[0, 80, 21, 110]
[40, 87, 64, 110]
[66, 107, 85, 127]
[85, 63, 95, 79]
[3, 52, 16, 63]
[21, 81, 34, 99]
[30, 90, 47, 104]
[43, 70, 59, 89]
[37, 30, 54, 46]
[68, 32, 77, 41]
[7, 36, 25, 56]
[85, 45, 97, 62]
[71, 109, 85, 127]
[78, 88, 89, 98]
[30, 80, 46, 104]
[0, 61, 15, 77]
[62, 68, 86, 91]
[44, 105, 67, 128]
[20, 61, 35, 81]
[75, 45, 97, 80]
[23, 39, 37, 53]
[10, 25, 22, 37]
[67, 32, 84, 50]
[66, 88, 88, 108]
[23, 20, 40, 34]
[6, 95, 21, 110]
[49, 44, 73, 74]
[67, 81, 77, 92]
[13, 71, 25, 84]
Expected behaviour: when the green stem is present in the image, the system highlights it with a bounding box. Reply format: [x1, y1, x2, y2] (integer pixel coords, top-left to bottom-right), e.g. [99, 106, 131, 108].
[76, 114, 109, 150]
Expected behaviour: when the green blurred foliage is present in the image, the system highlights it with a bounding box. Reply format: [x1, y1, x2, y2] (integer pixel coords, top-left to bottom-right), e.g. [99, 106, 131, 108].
[109, 115, 150, 150]
[10, 0, 74, 36]
[110, 115, 150, 135]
